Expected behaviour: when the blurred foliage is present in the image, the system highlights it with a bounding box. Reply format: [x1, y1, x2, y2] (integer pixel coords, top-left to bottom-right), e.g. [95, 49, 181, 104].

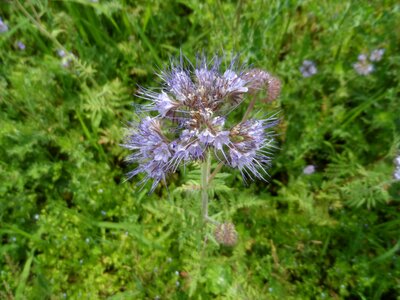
[1, 0, 400, 299]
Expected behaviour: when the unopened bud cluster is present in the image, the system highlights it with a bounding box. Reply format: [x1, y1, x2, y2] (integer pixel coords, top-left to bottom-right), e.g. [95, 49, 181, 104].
[123, 54, 280, 191]
[214, 222, 238, 246]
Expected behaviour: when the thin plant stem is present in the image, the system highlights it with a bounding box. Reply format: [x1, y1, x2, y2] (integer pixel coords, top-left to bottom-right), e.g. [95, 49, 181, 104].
[208, 162, 223, 184]
[201, 151, 211, 221]
[241, 94, 257, 123]
[201, 152, 219, 225]
[15, 0, 98, 87]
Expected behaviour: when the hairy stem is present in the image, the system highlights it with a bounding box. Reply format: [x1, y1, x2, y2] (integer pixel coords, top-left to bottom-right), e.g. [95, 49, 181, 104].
[201, 152, 219, 225]
[241, 94, 257, 123]
[201, 152, 211, 221]
[208, 162, 223, 184]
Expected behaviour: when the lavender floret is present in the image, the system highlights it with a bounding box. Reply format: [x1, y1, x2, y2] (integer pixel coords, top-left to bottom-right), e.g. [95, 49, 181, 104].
[353, 53, 374, 76]
[198, 129, 215, 145]
[300, 60, 317, 78]
[394, 156, 400, 167]
[0, 17, 8, 33]
[370, 49, 384, 62]
[213, 131, 230, 150]
[353, 61, 374, 75]
[57, 49, 66, 57]
[303, 165, 316, 175]
[394, 169, 400, 181]
[17, 41, 26, 50]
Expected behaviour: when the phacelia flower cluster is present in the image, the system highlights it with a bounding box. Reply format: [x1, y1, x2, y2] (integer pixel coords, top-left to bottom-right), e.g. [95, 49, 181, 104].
[123, 55, 280, 191]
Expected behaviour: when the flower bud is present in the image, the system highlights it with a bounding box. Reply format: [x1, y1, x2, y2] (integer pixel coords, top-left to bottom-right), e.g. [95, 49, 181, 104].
[214, 222, 238, 246]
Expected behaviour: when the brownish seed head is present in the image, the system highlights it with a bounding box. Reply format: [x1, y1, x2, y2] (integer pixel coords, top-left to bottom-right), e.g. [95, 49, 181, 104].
[214, 222, 238, 246]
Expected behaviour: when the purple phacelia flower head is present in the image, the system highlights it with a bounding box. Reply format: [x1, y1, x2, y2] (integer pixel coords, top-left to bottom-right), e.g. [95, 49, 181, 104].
[300, 60, 317, 78]
[123, 53, 281, 191]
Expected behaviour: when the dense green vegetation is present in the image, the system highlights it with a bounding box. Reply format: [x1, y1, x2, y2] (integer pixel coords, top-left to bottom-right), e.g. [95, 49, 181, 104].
[1, 1, 400, 299]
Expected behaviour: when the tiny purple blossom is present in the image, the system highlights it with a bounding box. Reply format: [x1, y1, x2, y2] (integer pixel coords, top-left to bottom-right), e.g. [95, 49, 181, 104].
[180, 129, 197, 142]
[303, 165, 316, 175]
[187, 142, 203, 159]
[153, 143, 172, 163]
[394, 156, 400, 167]
[300, 60, 317, 78]
[61, 58, 72, 68]
[213, 131, 230, 150]
[155, 92, 176, 117]
[223, 69, 248, 94]
[230, 148, 254, 169]
[353, 60, 373, 75]
[57, 49, 66, 57]
[394, 168, 400, 181]
[0, 17, 8, 33]
[17, 41, 26, 50]
[370, 49, 384, 62]
[211, 116, 225, 127]
[198, 129, 215, 144]
[163, 68, 194, 103]
[357, 54, 368, 62]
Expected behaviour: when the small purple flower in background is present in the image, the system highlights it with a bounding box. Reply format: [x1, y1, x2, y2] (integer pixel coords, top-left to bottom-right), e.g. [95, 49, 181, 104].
[357, 54, 368, 62]
[57, 49, 66, 58]
[303, 165, 316, 175]
[61, 58, 72, 68]
[17, 41, 26, 50]
[394, 170, 400, 181]
[394, 155, 400, 181]
[353, 53, 374, 76]
[123, 54, 281, 191]
[394, 156, 400, 167]
[370, 48, 385, 62]
[0, 17, 8, 33]
[300, 60, 317, 78]
[58, 50, 75, 68]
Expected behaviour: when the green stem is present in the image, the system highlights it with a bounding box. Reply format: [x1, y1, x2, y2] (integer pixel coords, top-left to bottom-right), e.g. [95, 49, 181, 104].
[201, 152, 219, 225]
[241, 94, 257, 123]
[201, 152, 210, 220]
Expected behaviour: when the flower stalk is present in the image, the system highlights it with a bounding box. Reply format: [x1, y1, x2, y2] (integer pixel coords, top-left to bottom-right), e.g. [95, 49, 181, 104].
[201, 152, 219, 225]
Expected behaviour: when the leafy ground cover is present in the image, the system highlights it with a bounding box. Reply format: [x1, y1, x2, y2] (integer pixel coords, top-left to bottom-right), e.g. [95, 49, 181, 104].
[1, 0, 400, 299]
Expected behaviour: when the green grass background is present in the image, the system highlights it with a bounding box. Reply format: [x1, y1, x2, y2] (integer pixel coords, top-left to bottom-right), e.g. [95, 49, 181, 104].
[1, 0, 400, 299]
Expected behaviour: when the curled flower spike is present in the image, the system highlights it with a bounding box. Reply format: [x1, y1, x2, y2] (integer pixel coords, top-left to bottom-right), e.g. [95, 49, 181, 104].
[123, 53, 280, 191]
